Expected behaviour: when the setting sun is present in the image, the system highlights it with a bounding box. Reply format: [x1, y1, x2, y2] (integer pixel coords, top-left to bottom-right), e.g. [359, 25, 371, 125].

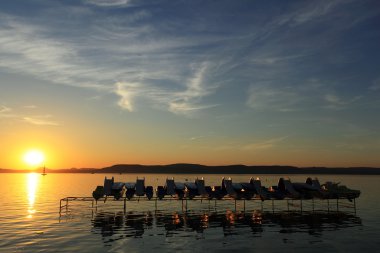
[23, 150, 45, 167]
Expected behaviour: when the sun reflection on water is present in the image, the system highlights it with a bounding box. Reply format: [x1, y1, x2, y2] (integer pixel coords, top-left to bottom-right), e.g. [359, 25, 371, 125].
[27, 173, 39, 219]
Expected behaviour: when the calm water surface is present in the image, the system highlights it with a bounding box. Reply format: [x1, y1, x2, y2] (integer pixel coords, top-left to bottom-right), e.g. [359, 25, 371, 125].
[0, 173, 379, 252]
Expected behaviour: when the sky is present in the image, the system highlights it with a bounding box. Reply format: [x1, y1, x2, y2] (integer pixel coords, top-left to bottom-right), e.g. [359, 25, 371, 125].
[1, 0, 380, 169]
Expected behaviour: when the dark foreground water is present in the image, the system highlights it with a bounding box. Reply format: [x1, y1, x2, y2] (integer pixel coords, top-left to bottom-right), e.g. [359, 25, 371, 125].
[0, 174, 379, 252]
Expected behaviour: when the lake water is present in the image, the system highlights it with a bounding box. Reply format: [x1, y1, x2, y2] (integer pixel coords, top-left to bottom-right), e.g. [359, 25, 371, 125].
[0, 173, 379, 252]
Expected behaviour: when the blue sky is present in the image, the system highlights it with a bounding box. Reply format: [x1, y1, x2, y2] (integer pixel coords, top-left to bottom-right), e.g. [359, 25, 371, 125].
[1, 0, 380, 168]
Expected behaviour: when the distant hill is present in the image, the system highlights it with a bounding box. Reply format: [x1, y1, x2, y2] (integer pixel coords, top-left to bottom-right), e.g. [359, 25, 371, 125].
[1, 164, 380, 175]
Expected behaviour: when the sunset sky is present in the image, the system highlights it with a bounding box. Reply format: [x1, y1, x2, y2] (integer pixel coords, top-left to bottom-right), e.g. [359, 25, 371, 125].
[1, 0, 380, 169]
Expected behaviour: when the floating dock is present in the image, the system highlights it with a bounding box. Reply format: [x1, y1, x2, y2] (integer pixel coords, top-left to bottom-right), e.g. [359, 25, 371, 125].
[59, 195, 357, 215]
[59, 176, 359, 215]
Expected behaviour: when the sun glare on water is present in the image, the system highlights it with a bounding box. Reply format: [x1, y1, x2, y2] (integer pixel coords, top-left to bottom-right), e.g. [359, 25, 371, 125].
[23, 150, 45, 167]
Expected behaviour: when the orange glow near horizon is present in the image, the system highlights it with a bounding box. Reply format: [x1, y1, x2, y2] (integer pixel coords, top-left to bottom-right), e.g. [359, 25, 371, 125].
[1, 133, 379, 169]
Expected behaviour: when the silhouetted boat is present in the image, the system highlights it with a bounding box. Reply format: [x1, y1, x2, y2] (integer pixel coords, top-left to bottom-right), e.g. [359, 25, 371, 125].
[278, 178, 301, 199]
[222, 177, 246, 200]
[92, 186, 104, 200]
[135, 177, 154, 200]
[102, 177, 125, 200]
[321, 181, 361, 201]
[291, 178, 323, 199]
[184, 177, 209, 199]
[41, 166, 47, 176]
[157, 178, 186, 199]
[242, 177, 270, 200]
[124, 181, 136, 200]
[111, 182, 125, 200]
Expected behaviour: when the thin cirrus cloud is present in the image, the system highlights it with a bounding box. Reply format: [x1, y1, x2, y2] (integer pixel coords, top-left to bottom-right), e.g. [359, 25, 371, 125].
[0, 105, 59, 126]
[241, 136, 289, 151]
[23, 116, 60, 126]
[85, 0, 131, 7]
[323, 94, 362, 110]
[115, 62, 219, 115]
[0, 105, 11, 114]
[0, 9, 222, 116]
[369, 78, 380, 91]
[214, 136, 289, 152]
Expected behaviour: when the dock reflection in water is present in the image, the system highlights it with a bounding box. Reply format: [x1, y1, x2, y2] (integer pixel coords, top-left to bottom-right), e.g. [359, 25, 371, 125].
[91, 210, 361, 244]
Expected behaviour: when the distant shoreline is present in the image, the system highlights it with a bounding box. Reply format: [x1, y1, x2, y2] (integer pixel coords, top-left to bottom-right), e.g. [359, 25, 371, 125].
[1, 164, 380, 175]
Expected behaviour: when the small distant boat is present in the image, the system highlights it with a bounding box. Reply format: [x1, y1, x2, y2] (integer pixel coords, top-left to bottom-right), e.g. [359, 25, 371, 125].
[41, 166, 47, 176]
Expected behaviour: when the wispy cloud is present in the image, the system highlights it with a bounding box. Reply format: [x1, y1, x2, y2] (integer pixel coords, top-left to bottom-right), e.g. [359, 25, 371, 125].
[114, 81, 141, 112]
[0, 10, 223, 116]
[0, 16, 111, 91]
[114, 62, 219, 115]
[23, 115, 60, 126]
[246, 85, 302, 112]
[169, 63, 219, 115]
[323, 93, 362, 110]
[85, 0, 131, 7]
[369, 78, 380, 91]
[246, 82, 364, 112]
[189, 136, 204, 141]
[0, 105, 11, 114]
[214, 136, 289, 152]
[277, 1, 344, 26]
[24, 105, 37, 109]
[242, 136, 289, 151]
[0, 105, 59, 126]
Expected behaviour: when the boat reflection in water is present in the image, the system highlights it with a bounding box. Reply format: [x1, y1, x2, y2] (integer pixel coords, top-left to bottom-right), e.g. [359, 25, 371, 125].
[91, 210, 361, 243]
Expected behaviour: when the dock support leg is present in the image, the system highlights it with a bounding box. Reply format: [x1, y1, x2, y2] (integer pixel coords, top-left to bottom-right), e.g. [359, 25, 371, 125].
[123, 198, 126, 213]
[243, 200, 246, 212]
[92, 200, 94, 208]
[337, 199, 339, 212]
[327, 199, 330, 213]
[155, 198, 157, 211]
[59, 199, 62, 214]
[234, 199, 237, 212]
[186, 198, 188, 212]
[272, 199, 274, 214]
[182, 199, 184, 211]
[261, 200, 263, 212]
